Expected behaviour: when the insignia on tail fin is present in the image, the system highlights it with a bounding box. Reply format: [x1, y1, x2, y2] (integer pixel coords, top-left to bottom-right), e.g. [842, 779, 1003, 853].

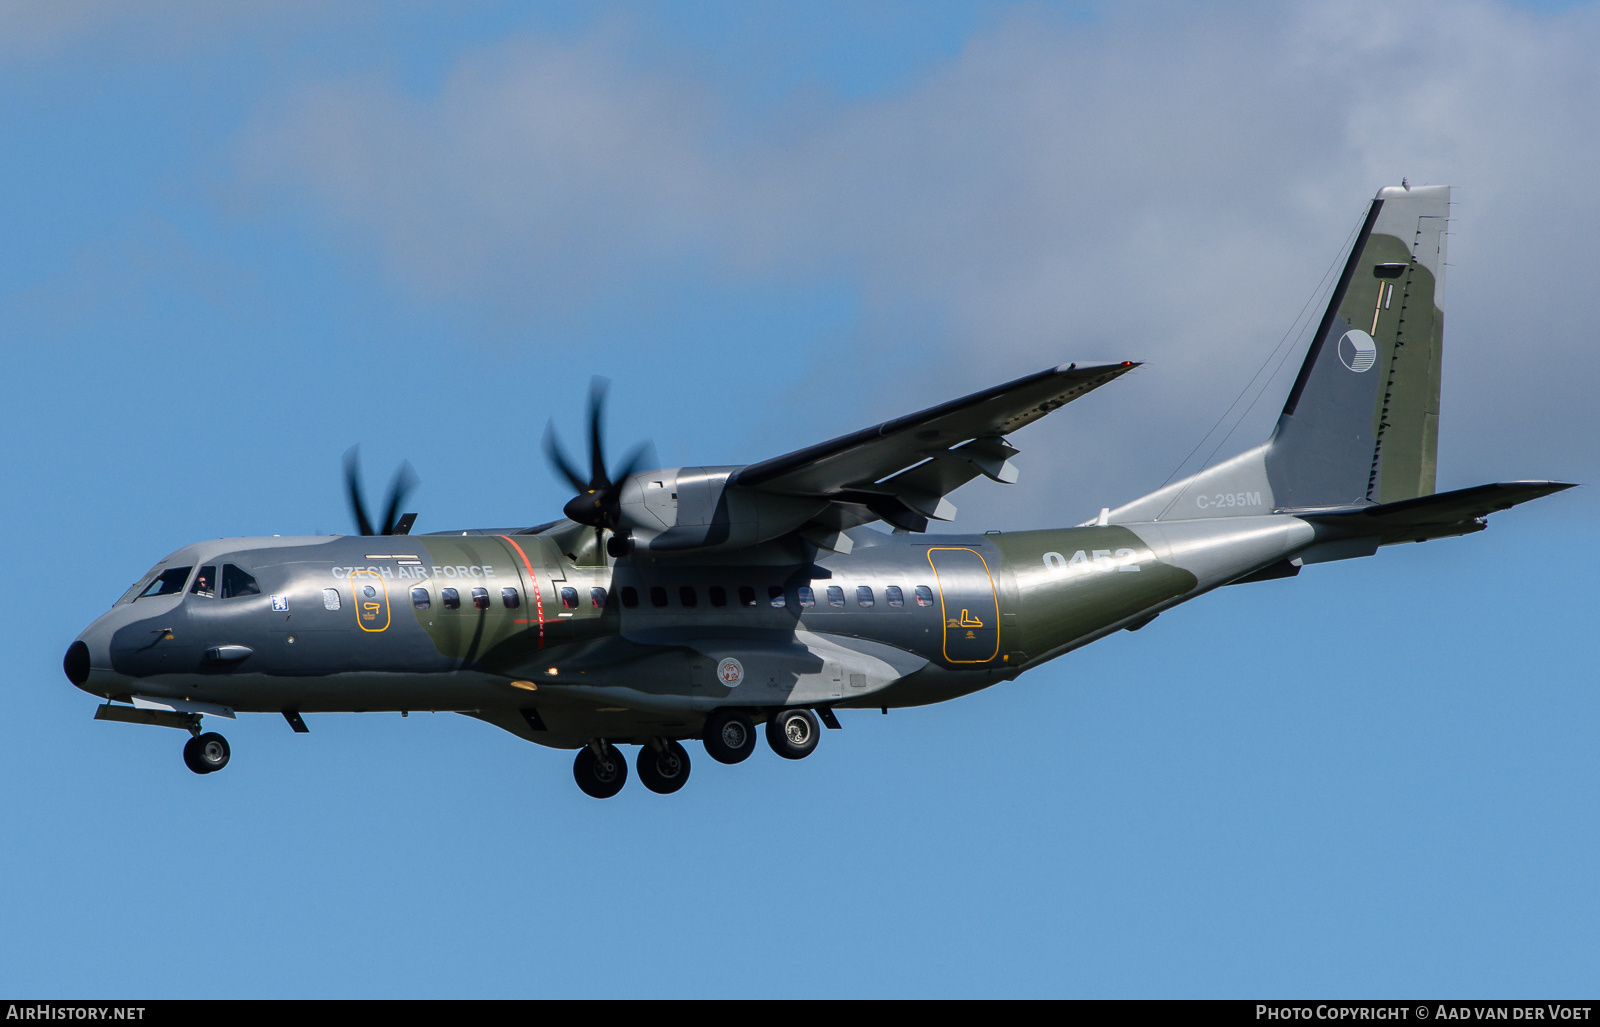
[1268, 184, 1449, 509]
[1109, 185, 1452, 523]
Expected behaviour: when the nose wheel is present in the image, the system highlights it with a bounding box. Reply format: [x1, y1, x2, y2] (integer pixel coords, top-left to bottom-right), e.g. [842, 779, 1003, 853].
[182, 732, 231, 775]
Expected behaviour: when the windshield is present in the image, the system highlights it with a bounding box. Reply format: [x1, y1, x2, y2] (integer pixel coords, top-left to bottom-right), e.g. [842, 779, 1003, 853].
[135, 566, 193, 600]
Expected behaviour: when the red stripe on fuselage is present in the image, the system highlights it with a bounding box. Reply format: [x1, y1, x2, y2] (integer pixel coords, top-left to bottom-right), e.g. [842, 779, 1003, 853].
[497, 535, 544, 649]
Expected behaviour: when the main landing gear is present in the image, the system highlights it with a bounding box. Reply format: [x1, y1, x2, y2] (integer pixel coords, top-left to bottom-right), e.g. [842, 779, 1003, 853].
[765, 708, 821, 760]
[702, 709, 757, 764]
[570, 708, 830, 798]
[637, 740, 691, 794]
[572, 740, 628, 798]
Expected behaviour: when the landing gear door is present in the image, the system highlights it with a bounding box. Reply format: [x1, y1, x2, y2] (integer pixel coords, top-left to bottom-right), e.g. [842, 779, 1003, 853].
[927, 547, 1000, 665]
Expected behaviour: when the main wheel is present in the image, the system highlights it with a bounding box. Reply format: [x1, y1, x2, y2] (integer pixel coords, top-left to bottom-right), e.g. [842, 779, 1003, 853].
[184, 732, 230, 774]
[637, 740, 691, 794]
[765, 708, 820, 760]
[702, 709, 756, 764]
[573, 742, 628, 798]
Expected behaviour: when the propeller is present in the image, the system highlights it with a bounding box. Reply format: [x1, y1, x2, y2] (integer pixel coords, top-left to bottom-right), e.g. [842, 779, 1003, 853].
[343, 446, 419, 536]
[544, 377, 655, 537]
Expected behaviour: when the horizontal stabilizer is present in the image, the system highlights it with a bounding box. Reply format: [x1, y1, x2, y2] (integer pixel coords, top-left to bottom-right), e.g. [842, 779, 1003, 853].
[1299, 480, 1575, 544]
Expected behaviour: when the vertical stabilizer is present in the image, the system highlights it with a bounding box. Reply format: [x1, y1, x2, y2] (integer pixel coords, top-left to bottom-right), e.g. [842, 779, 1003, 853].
[1109, 184, 1449, 523]
[1268, 184, 1448, 508]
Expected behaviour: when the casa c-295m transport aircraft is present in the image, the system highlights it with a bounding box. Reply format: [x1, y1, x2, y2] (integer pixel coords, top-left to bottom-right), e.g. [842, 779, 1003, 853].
[64, 184, 1571, 798]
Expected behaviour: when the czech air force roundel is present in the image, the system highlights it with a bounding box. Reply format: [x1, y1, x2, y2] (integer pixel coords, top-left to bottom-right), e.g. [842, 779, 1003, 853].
[1338, 329, 1377, 372]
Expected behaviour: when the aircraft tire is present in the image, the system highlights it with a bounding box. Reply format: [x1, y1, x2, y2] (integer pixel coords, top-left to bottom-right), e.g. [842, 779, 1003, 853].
[187, 732, 230, 774]
[573, 742, 627, 798]
[637, 740, 691, 794]
[702, 709, 756, 765]
[765, 708, 821, 760]
[182, 736, 210, 775]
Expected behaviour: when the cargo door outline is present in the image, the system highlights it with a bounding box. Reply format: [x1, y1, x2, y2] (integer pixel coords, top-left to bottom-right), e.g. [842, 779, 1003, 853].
[927, 547, 1000, 664]
[350, 569, 391, 632]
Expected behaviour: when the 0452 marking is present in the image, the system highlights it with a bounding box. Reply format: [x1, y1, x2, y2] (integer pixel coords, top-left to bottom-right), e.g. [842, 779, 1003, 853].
[1042, 549, 1142, 573]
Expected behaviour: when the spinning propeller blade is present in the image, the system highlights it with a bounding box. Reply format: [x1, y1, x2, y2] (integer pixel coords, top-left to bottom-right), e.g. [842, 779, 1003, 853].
[543, 378, 654, 532]
[343, 446, 419, 536]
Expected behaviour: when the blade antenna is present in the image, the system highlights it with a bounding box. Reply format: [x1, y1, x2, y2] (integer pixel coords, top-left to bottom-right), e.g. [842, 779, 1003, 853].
[379, 461, 419, 536]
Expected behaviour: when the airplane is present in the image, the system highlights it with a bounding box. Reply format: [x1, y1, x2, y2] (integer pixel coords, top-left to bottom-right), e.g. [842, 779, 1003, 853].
[63, 183, 1573, 797]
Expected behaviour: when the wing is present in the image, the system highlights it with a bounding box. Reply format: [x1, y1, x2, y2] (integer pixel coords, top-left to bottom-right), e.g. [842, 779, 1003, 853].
[729, 361, 1138, 533]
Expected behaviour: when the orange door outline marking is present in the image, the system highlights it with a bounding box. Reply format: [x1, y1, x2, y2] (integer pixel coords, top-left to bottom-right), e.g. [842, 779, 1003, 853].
[926, 546, 1001, 664]
[349, 569, 391, 632]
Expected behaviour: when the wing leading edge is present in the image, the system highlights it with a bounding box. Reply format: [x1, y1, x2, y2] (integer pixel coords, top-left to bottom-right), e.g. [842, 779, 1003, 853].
[730, 361, 1138, 535]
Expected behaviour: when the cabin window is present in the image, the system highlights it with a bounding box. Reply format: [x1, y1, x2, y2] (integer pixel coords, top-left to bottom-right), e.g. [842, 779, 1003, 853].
[650, 586, 668, 608]
[502, 587, 520, 609]
[322, 588, 341, 611]
[738, 586, 757, 608]
[473, 587, 491, 610]
[560, 587, 579, 610]
[190, 566, 217, 598]
[797, 586, 815, 608]
[138, 567, 192, 599]
[412, 587, 431, 609]
[885, 585, 904, 608]
[914, 585, 934, 608]
[856, 586, 875, 607]
[679, 586, 698, 608]
[590, 587, 607, 609]
[441, 587, 460, 610]
[768, 585, 786, 608]
[708, 586, 727, 608]
[826, 585, 845, 608]
[621, 586, 639, 609]
[220, 564, 261, 599]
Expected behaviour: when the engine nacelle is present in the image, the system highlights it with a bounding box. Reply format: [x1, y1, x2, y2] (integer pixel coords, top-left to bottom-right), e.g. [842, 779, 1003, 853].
[615, 466, 826, 554]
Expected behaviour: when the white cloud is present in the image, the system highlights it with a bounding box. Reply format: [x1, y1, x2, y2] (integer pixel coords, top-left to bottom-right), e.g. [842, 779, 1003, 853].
[236, 1, 1600, 519]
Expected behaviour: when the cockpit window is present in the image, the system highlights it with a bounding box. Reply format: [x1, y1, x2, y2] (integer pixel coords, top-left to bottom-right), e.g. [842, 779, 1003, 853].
[220, 564, 261, 599]
[138, 567, 192, 599]
[190, 566, 217, 598]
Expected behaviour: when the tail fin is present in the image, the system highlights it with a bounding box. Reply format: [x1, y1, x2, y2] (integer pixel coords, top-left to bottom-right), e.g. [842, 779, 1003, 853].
[1110, 184, 1449, 522]
[1268, 183, 1448, 507]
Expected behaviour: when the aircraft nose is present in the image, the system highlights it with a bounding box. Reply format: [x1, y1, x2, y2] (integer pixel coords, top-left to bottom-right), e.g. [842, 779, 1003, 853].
[63, 640, 91, 686]
[64, 621, 117, 695]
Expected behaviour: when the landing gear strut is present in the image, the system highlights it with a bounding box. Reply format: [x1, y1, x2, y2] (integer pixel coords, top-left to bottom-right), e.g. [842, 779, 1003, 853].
[702, 709, 756, 764]
[183, 732, 230, 774]
[573, 740, 628, 798]
[637, 740, 691, 794]
[766, 708, 821, 760]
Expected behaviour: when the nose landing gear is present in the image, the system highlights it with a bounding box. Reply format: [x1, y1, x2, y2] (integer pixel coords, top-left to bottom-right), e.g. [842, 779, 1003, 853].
[182, 731, 231, 775]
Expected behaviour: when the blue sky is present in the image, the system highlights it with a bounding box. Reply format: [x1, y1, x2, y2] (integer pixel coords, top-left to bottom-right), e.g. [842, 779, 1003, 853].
[3, 1, 1598, 997]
